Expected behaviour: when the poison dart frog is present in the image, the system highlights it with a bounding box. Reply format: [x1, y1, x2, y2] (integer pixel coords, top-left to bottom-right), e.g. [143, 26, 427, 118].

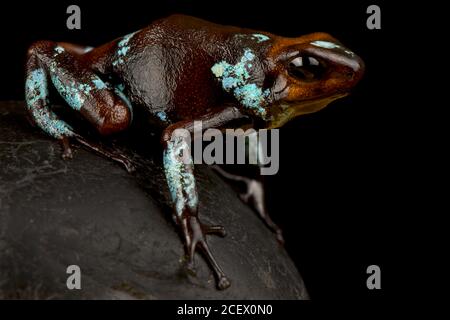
[25, 14, 364, 290]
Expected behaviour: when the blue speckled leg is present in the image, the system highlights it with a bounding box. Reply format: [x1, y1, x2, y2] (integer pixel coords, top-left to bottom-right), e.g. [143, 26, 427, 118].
[25, 41, 135, 170]
[162, 133, 230, 289]
[161, 108, 245, 290]
[25, 52, 74, 141]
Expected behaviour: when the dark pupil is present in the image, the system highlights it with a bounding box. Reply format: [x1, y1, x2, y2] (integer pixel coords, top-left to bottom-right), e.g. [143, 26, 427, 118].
[288, 56, 325, 81]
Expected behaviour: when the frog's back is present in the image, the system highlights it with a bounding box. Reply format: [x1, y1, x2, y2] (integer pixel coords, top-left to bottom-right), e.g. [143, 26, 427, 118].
[87, 15, 249, 127]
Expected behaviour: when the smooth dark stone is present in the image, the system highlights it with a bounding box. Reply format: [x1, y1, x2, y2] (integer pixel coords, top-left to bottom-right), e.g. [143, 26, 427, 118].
[0, 101, 308, 299]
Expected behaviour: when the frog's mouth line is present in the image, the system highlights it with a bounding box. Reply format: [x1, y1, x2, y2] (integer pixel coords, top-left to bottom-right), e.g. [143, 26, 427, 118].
[265, 93, 349, 128]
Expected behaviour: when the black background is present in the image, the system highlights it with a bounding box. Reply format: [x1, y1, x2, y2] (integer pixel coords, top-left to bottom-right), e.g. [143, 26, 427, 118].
[0, 0, 404, 300]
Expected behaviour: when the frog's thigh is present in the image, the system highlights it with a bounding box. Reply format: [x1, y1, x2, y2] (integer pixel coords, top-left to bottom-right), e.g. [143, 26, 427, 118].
[27, 40, 132, 137]
[26, 41, 74, 139]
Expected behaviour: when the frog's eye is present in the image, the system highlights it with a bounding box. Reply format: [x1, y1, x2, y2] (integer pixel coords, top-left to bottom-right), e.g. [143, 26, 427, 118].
[288, 56, 325, 81]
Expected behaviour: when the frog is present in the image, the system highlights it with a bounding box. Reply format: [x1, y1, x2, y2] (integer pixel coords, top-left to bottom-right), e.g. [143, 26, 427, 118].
[24, 14, 364, 290]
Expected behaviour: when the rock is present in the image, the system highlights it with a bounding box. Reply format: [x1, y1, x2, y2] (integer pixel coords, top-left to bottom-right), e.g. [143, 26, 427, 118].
[0, 101, 308, 299]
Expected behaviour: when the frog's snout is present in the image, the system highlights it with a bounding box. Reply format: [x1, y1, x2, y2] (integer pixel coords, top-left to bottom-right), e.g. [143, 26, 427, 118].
[335, 50, 365, 88]
[303, 41, 365, 92]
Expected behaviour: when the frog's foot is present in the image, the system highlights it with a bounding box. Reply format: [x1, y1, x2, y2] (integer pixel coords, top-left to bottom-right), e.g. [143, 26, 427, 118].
[179, 215, 230, 290]
[239, 180, 285, 245]
[212, 165, 284, 245]
[59, 134, 136, 173]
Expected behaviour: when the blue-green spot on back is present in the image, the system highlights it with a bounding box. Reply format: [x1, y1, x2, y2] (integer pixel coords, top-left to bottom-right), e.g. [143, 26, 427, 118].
[211, 48, 269, 118]
[235, 33, 271, 43]
[113, 31, 137, 66]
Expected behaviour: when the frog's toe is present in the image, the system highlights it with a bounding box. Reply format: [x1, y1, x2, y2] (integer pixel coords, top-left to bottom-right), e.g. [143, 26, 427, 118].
[201, 223, 227, 237]
[61, 148, 73, 160]
[185, 260, 197, 276]
[60, 136, 74, 160]
[217, 275, 231, 290]
[113, 154, 136, 173]
[72, 134, 137, 173]
[180, 215, 230, 290]
[199, 239, 231, 290]
[275, 228, 285, 246]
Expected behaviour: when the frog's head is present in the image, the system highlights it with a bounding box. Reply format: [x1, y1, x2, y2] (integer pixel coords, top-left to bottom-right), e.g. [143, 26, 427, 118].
[264, 32, 365, 128]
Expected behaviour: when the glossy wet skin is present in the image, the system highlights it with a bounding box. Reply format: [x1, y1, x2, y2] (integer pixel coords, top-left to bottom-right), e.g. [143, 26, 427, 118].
[81, 16, 364, 128]
[25, 14, 364, 290]
[264, 33, 364, 127]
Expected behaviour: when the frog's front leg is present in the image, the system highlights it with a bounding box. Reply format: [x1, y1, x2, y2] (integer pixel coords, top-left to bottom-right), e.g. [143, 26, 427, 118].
[25, 41, 134, 171]
[161, 107, 244, 290]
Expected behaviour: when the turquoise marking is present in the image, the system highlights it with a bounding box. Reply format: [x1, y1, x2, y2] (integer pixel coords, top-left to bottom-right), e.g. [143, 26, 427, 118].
[92, 77, 107, 90]
[311, 40, 355, 56]
[222, 77, 239, 90]
[311, 40, 339, 49]
[211, 64, 225, 77]
[234, 84, 270, 116]
[114, 86, 133, 123]
[156, 111, 168, 121]
[235, 33, 270, 43]
[78, 83, 92, 95]
[118, 32, 135, 47]
[117, 46, 130, 56]
[50, 74, 85, 111]
[49, 63, 109, 112]
[243, 50, 255, 60]
[211, 48, 269, 118]
[54, 46, 65, 56]
[25, 69, 48, 105]
[113, 31, 136, 66]
[182, 168, 197, 209]
[163, 137, 198, 216]
[252, 34, 270, 42]
[163, 146, 179, 203]
[25, 68, 73, 138]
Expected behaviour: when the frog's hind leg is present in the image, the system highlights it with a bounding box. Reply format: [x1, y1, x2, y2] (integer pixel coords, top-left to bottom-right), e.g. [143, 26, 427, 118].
[25, 41, 134, 171]
[212, 165, 284, 244]
[72, 134, 136, 172]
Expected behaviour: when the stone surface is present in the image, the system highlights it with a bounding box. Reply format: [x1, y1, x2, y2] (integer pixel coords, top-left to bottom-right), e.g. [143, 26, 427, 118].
[0, 101, 308, 299]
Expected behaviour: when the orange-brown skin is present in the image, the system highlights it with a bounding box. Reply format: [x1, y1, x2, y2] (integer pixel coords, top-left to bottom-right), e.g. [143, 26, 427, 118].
[24, 14, 364, 290]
